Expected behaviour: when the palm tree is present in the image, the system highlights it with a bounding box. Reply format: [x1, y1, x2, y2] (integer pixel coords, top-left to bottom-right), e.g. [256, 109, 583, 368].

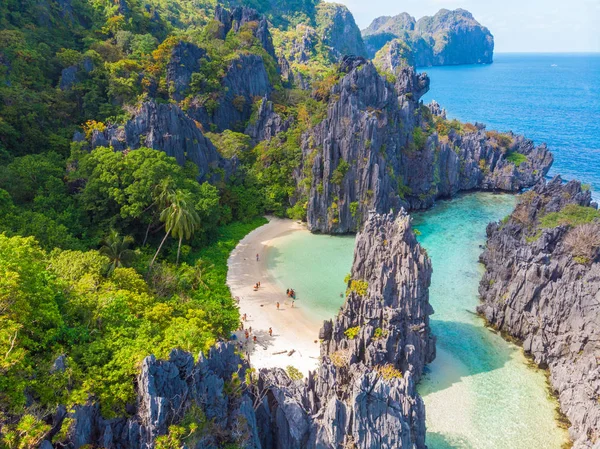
[150, 189, 201, 267]
[100, 229, 135, 273]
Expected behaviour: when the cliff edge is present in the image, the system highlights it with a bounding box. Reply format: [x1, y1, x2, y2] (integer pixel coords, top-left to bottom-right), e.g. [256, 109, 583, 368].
[478, 176, 600, 448]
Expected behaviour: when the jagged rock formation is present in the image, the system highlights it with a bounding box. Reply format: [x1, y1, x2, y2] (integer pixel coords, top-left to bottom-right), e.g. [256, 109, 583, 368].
[170, 6, 275, 132]
[59, 57, 94, 91]
[41, 211, 435, 449]
[245, 96, 292, 142]
[298, 56, 552, 233]
[363, 9, 494, 66]
[215, 5, 276, 60]
[189, 53, 273, 132]
[478, 176, 600, 448]
[315, 3, 367, 59]
[166, 41, 206, 101]
[87, 101, 230, 181]
[373, 39, 415, 73]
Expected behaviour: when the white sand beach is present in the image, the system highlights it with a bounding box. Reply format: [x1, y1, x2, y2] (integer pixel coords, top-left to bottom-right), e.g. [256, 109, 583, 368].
[226, 217, 323, 376]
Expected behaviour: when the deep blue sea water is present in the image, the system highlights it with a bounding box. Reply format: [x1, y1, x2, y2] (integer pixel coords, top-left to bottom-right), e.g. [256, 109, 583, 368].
[422, 53, 600, 200]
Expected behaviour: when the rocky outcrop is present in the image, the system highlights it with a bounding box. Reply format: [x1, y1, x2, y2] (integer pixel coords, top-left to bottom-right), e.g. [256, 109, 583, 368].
[298, 56, 552, 233]
[59, 57, 94, 90]
[189, 53, 272, 133]
[215, 5, 276, 60]
[315, 3, 367, 59]
[363, 8, 494, 66]
[87, 101, 230, 181]
[478, 176, 600, 448]
[245, 96, 292, 142]
[47, 211, 435, 449]
[373, 39, 415, 73]
[166, 41, 206, 101]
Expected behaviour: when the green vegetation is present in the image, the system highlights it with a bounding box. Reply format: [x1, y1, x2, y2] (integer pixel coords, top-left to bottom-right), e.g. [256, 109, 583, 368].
[506, 151, 528, 167]
[346, 279, 369, 296]
[0, 217, 265, 425]
[344, 326, 361, 340]
[331, 159, 350, 185]
[286, 365, 304, 380]
[374, 364, 403, 381]
[539, 204, 600, 229]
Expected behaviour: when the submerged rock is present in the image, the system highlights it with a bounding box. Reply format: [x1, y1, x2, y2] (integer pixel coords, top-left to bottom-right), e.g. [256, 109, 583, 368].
[478, 176, 600, 448]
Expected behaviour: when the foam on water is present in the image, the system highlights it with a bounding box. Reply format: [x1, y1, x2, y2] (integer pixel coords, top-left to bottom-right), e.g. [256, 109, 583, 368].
[266, 193, 568, 448]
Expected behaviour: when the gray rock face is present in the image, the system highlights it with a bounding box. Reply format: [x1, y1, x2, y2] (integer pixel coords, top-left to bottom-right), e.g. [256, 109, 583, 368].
[88, 101, 231, 181]
[245, 96, 292, 142]
[363, 8, 494, 66]
[320, 211, 435, 378]
[299, 58, 552, 233]
[373, 39, 415, 73]
[189, 53, 272, 133]
[478, 176, 600, 448]
[315, 3, 367, 59]
[166, 41, 206, 101]
[215, 5, 276, 60]
[51, 212, 435, 449]
[60, 65, 79, 90]
[416, 8, 494, 65]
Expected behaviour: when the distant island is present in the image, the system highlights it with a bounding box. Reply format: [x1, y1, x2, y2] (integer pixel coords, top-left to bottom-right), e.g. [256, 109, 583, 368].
[363, 8, 494, 66]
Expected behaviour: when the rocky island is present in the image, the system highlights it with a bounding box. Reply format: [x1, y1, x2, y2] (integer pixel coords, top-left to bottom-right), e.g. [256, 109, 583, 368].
[363, 8, 494, 66]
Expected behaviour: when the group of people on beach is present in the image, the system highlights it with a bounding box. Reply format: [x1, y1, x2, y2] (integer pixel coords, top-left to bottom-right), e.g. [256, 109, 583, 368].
[238, 312, 273, 348]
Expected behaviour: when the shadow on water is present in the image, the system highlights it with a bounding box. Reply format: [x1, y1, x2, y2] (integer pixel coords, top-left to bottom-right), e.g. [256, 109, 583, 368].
[419, 319, 514, 396]
[427, 432, 476, 449]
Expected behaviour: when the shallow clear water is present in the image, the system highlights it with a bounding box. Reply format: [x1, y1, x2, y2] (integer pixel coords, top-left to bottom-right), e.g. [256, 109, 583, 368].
[267, 193, 568, 448]
[421, 53, 600, 201]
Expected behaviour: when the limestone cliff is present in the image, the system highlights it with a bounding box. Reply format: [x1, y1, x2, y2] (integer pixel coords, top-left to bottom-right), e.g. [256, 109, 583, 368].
[85, 101, 231, 181]
[478, 176, 600, 448]
[363, 8, 494, 66]
[298, 56, 552, 233]
[315, 2, 367, 59]
[41, 211, 435, 449]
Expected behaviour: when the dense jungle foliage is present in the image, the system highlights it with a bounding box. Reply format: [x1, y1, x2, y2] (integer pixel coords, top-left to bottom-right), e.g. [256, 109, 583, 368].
[0, 0, 338, 445]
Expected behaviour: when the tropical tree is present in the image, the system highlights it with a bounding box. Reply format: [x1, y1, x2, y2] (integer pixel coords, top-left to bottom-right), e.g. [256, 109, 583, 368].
[150, 190, 200, 267]
[100, 229, 135, 273]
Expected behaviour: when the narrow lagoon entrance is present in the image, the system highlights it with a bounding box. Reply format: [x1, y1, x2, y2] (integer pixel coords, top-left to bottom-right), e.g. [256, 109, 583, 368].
[266, 193, 568, 448]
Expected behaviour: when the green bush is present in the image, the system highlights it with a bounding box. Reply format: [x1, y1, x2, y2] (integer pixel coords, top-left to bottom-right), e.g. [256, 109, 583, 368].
[331, 159, 350, 185]
[506, 152, 528, 167]
[286, 365, 304, 380]
[344, 326, 360, 340]
[539, 204, 600, 229]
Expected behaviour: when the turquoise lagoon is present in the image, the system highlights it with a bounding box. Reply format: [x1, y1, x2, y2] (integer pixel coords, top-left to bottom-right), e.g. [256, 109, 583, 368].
[266, 193, 568, 448]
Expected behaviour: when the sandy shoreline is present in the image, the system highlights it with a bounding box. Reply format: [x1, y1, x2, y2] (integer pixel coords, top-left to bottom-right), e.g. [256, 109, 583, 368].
[226, 217, 323, 375]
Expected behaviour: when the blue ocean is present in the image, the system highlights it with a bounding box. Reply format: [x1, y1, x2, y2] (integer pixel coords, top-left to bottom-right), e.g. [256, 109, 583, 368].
[422, 53, 600, 200]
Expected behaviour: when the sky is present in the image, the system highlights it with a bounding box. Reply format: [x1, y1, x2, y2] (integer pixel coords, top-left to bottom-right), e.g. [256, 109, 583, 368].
[335, 0, 600, 53]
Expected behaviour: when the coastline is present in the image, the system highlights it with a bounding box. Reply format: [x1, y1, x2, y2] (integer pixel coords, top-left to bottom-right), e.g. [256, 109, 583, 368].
[226, 216, 323, 375]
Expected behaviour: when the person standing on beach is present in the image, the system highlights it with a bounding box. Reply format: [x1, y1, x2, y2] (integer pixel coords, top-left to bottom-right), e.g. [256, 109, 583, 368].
[276, 302, 280, 310]
[269, 327, 273, 337]
[256, 253, 259, 261]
